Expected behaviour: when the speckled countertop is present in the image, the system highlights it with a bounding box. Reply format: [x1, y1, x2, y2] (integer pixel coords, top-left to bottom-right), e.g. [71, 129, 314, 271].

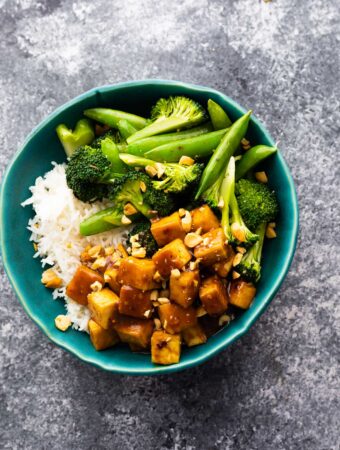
[0, 1, 339, 449]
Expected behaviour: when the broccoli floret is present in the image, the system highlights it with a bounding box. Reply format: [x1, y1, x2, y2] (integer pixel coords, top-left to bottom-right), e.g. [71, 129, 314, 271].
[235, 222, 266, 282]
[92, 129, 123, 148]
[68, 180, 109, 203]
[128, 221, 158, 257]
[119, 154, 203, 194]
[109, 171, 175, 218]
[220, 157, 259, 247]
[127, 96, 207, 143]
[235, 179, 279, 231]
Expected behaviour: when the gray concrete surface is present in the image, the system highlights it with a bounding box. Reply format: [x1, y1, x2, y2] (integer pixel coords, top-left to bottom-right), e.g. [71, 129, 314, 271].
[1, 0, 339, 449]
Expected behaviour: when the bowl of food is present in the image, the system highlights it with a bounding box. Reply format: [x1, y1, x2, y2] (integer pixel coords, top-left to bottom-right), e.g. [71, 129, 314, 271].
[0, 80, 298, 374]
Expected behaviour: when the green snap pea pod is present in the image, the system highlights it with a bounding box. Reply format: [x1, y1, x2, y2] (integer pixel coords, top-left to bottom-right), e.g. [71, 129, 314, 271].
[84, 108, 147, 130]
[235, 145, 277, 180]
[123, 123, 214, 156]
[117, 119, 137, 139]
[101, 137, 128, 174]
[144, 128, 228, 162]
[80, 207, 123, 236]
[208, 99, 232, 129]
[56, 119, 95, 157]
[195, 110, 252, 199]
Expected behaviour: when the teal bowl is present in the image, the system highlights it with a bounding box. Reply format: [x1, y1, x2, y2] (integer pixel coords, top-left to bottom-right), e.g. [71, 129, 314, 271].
[0, 80, 298, 375]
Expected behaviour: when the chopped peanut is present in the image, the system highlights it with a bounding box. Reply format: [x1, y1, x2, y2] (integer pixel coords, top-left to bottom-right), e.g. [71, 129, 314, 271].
[140, 181, 147, 192]
[121, 214, 132, 225]
[41, 268, 62, 289]
[266, 225, 277, 238]
[231, 223, 246, 243]
[255, 171, 268, 183]
[88, 245, 103, 258]
[55, 315, 72, 332]
[181, 211, 192, 232]
[131, 247, 146, 258]
[124, 203, 138, 216]
[232, 271, 241, 279]
[90, 281, 103, 292]
[179, 155, 195, 166]
[233, 252, 244, 267]
[184, 232, 203, 248]
[145, 165, 157, 177]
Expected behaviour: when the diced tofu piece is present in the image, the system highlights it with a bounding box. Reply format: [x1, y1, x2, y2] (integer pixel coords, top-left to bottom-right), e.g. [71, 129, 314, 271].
[169, 270, 200, 308]
[151, 330, 181, 365]
[152, 239, 192, 278]
[104, 266, 121, 294]
[88, 319, 119, 350]
[229, 280, 256, 309]
[194, 228, 229, 266]
[66, 265, 104, 305]
[212, 246, 235, 277]
[151, 212, 186, 247]
[199, 275, 228, 316]
[191, 204, 220, 233]
[113, 316, 154, 348]
[182, 323, 207, 347]
[117, 257, 159, 291]
[158, 303, 196, 334]
[119, 285, 152, 319]
[88, 288, 120, 329]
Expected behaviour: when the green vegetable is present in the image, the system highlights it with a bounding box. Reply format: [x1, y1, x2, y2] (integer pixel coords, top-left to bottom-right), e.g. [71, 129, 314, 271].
[109, 171, 175, 218]
[235, 145, 277, 180]
[145, 128, 228, 162]
[235, 222, 266, 282]
[220, 157, 258, 246]
[117, 119, 137, 139]
[124, 123, 213, 156]
[65, 137, 127, 202]
[84, 108, 147, 130]
[207, 99, 232, 130]
[80, 207, 124, 236]
[119, 154, 203, 194]
[127, 96, 207, 143]
[201, 171, 224, 209]
[56, 119, 95, 157]
[235, 179, 279, 231]
[195, 110, 252, 199]
[128, 221, 158, 257]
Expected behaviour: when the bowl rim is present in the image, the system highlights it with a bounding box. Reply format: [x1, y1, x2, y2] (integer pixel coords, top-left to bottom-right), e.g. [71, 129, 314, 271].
[0, 79, 299, 375]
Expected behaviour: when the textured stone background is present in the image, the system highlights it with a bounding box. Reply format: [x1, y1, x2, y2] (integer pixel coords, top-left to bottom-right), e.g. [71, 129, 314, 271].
[0, 0, 339, 449]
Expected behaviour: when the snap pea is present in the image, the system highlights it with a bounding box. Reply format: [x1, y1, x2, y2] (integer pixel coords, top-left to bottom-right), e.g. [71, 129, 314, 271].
[101, 138, 128, 174]
[235, 145, 277, 180]
[80, 208, 122, 236]
[84, 108, 147, 130]
[123, 123, 214, 156]
[117, 119, 137, 139]
[208, 99, 232, 129]
[195, 110, 252, 199]
[144, 128, 228, 162]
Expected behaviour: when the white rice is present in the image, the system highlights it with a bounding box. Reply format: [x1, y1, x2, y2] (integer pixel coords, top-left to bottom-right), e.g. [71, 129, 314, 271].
[22, 162, 129, 332]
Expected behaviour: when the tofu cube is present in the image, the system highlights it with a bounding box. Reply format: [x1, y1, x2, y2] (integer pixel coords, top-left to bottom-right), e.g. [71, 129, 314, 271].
[151, 212, 186, 247]
[152, 239, 192, 278]
[88, 288, 120, 329]
[169, 270, 200, 308]
[229, 280, 256, 309]
[104, 266, 121, 294]
[88, 319, 119, 351]
[158, 303, 197, 334]
[212, 246, 235, 277]
[194, 228, 229, 266]
[119, 285, 152, 319]
[151, 331, 181, 365]
[191, 204, 220, 233]
[117, 257, 159, 291]
[66, 265, 104, 305]
[182, 324, 207, 347]
[199, 275, 228, 316]
[113, 316, 154, 348]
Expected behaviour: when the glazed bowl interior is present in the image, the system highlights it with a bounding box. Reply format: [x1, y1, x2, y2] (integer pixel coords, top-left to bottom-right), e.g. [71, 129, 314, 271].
[0, 81, 298, 374]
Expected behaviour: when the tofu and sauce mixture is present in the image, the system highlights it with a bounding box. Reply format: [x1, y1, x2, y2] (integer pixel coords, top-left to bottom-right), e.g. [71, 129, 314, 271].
[24, 96, 279, 365]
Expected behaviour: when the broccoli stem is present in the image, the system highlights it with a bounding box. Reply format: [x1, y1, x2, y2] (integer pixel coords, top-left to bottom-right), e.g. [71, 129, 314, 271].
[79, 207, 124, 236]
[220, 157, 236, 242]
[123, 123, 213, 156]
[119, 154, 156, 168]
[117, 119, 137, 139]
[56, 119, 95, 157]
[84, 108, 147, 130]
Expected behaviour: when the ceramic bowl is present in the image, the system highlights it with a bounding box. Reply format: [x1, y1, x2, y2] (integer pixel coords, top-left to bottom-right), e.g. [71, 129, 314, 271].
[0, 80, 298, 374]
